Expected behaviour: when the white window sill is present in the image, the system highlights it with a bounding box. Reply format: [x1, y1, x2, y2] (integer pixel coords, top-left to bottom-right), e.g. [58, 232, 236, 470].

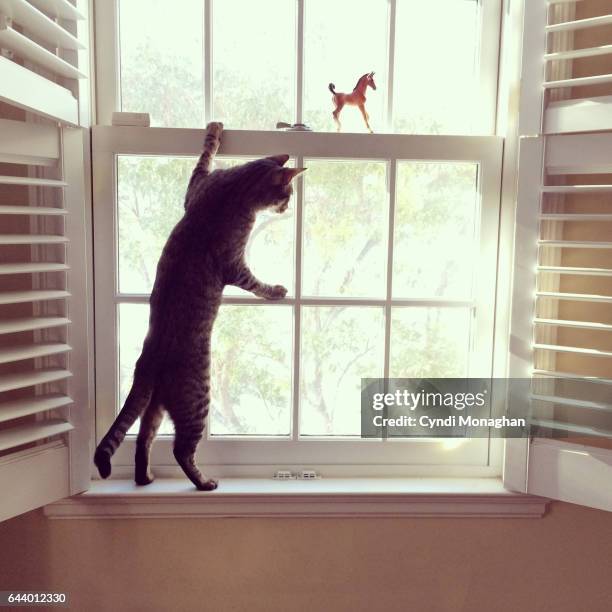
[44, 478, 549, 519]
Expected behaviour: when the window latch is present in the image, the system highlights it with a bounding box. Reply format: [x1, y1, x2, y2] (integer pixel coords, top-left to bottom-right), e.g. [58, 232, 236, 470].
[273, 470, 321, 480]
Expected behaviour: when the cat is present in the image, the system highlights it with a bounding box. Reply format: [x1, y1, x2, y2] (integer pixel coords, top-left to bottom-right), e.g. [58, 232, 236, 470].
[94, 122, 306, 490]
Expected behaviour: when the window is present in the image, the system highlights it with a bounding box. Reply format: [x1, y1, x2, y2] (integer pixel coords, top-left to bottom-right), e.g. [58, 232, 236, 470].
[107, 0, 500, 135]
[93, 0, 504, 478]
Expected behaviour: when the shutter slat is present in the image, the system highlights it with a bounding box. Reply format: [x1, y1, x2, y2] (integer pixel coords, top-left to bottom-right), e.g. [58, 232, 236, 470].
[0, 290, 69, 305]
[0, 205, 66, 215]
[537, 291, 612, 303]
[27, 0, 85, 21]
[0, 368, 71, 393]
[0, 0, 85, 50]
[539, 240, 612, 249]
[0, 418, 73, 452]
[545, 44, 612, 62]
[534, 344, 612, 358]
[0, 394, 72, 422]
[533, 369, 612, 385]
[0, 21, 86, 79]
[546, 14, 612, 33]
[540, 213, 612, 221]
[0, 316, 70, 334]
[535, 318, 612, 331]
[0, 56, 78, 125]
[0, 342, 71, 364]
[545, 73, 612, 89]
[542, 185, 612, 193]
[0, 262, 69, 275]
[531, 394, 612, 412]
[0, 234, 68, 244]
[531, 419, 612, 439]
[538, 266, 612, 276]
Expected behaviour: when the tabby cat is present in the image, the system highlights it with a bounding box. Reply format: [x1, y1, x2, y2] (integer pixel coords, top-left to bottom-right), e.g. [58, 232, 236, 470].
[94, 122, 306, 490]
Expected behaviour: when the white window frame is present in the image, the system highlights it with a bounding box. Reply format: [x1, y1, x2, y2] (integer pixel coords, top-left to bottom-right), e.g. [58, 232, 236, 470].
[93, 129, 504, 478]
[92, 0, 507, 479]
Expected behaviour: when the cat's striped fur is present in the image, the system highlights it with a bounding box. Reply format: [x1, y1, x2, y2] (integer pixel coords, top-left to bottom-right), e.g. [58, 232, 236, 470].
[94, 122, 306, 490]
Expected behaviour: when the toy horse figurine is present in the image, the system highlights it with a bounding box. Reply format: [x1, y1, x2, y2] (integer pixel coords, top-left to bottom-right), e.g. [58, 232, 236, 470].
[328, 72, 377, 133]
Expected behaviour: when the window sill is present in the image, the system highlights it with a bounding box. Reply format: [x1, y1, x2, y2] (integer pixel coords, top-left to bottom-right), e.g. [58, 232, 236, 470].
[44, 478, 549, 519]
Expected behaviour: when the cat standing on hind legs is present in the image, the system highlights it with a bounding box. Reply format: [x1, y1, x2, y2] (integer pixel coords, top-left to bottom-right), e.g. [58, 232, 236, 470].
[94, 122, 307, 490]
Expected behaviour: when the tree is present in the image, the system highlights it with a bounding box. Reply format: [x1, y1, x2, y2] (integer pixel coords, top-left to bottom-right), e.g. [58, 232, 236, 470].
[116, 40, 478, 437]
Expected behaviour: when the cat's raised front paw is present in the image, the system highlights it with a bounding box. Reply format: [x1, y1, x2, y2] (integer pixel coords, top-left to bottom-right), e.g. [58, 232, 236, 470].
[206, 121, 224, 140]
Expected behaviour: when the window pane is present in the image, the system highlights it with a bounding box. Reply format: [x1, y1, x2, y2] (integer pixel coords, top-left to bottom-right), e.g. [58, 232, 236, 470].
[119, 0, 204, 127]
[393, 0, 480, 134]
[212, 0, 296, 129]
[300, 306, 385, 436]
[117, 155, 295, 296]
[210, 305, 293, 436]
[117, 156, 195, 294]
[393, 162, 479, 299]
[390, 307, 472, 378]
[216, 158, 295, 298]
[304, 0, 388, 132]
[119, 304, 293, 437]
[302, 160, 388, 298]
[118, 304, 174, 435]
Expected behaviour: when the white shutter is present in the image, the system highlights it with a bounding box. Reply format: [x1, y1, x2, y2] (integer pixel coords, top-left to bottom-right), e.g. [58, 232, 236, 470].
[506, 0, 612, 511]
[0, 0, 91, 522]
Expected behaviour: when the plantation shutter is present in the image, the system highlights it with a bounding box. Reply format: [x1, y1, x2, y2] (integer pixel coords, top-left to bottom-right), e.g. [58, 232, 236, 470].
[0, 0, 91, 522]
[505, 0, 612, 512]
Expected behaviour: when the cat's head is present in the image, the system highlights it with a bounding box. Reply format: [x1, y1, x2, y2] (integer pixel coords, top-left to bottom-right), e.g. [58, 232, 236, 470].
[243, 155, 306, 213]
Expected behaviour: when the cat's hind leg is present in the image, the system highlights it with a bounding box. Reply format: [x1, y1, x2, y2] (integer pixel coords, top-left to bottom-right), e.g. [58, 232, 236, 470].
[170, 373, 218, 491]
[173, 425, 218, 491]
[134, 402, 165, 485]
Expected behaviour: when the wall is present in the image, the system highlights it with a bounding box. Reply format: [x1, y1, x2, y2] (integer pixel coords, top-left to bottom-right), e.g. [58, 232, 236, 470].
[0, 502, 611, 612]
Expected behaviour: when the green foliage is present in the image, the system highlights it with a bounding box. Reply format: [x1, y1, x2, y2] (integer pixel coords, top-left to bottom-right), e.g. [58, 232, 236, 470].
[116, 43, 478, 436]
[121, 40, 204, 128]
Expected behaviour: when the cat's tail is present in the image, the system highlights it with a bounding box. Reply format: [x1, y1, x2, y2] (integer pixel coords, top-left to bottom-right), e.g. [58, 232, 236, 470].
[93, 370, 155, 479]
[328, 83, 337, 96]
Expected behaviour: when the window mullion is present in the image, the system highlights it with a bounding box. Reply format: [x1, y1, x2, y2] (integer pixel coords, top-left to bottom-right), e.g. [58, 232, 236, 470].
[204, 0, 212, 125]
[292, 154, 305, 440]
[296, 0, 304, 124]
[386, 0, 397, 131]
[383, 158, 397, 380]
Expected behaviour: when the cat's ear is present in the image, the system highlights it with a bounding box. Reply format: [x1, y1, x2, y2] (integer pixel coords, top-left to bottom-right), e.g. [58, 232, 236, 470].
[267, 154, 290, 166]
[279, 167, 307, 185]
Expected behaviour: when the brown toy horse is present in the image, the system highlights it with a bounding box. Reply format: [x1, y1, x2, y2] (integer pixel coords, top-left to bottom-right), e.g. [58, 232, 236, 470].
[328, 72, 377, 133]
